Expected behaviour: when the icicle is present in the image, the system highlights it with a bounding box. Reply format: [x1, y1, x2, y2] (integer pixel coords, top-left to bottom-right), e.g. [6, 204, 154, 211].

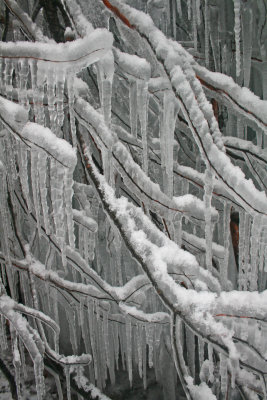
[0, 167, 13, 287]
[114, 232, 123, 286]
[208, 344, 214, 383]
[102, 147, 114, 187]
[219, 353, 228, 394]
[204, 168, 214, 272]
[67, 74, 77, 147]
[18, 143, 32, 212]
[260, 323, 267, 355]
[29, 60, 38, 119]
[4, 58, 14, 99]
[187, 0, 192, 20]
[67, 307, 78, 355]
[51, 287, 59, 328]
[107, 322, 115, 386]
[192, 0, 197, 51]
[137, 323, 143, 378]
[237, 118, 243, 139]
[37, 152, 51, 234]
[0, 315, 7, 351]
[18, 59, 30, 112]
[0, 60, 3, 92]
[172, 0, 177, 39]
[112, 322, 119, 371]
[198, 337, 204, 374]
[262, 64, 267, 102]
[230, 358, 239, 389]
[56, 71, 66, 132]
[31, 149, 42, 234]
[247, 319, 255, 347]
[103, 310, 111, 375]
[126, 316, 133, 386]
[95, 299, 100, 322]
[142, 324, 147, 389]
[250, 215, 261, 291]
[137, 80, 149, 174]
[79, 225, 84, 258]
[46, 66, 57, 132]
[64, 365, 71, 400]
[19, 338, 27, 382]
[64, 167, 75, 248]
[146, 324, 154, 368]
[97, 316, 107, 387]
[129, 80, 138, 138]
[36, 61, 45, 126]
[87, 299, 98, 382]
[160, 91, 177, 197]
[12, 331, 22, 400]
[242, 5, 253, 87]
[34, 356, 45, 400]
[209, 5, 220, 71]
[88, 231, 96, 260]
[238, 211, 246, 289]
[96, 52, 114, 128]
[186, 328, 195, 378]
[173, 212, 183, 246]
[221, 202, 231, 283]
[50, 160, 66, 267]
[4, 132, 17, 183]
[1, 263, 7, 287]
[91, 195, 100, 219]
[240, 318, 248, 341]
[176, 0, 182, 17]
[196, 0, 201, 25]
[233, 0, 241, 77]
[118, 322, 126, 372]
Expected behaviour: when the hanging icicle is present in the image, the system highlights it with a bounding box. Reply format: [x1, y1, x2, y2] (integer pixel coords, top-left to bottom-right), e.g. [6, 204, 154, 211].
[46, 66, 57, 133]
[192, 0, 198, 51]
[187, 0, 192, 20]
[50, 159, 67, 268]
[204, 168, 214, 272]
[219, 353, 228, 394]
[125, 316, 133, 386]
[208, 344, 214, 383]
[96, 51, 114, 128]
[242, 4, 253, 87]
[137, 80, 149, 174]
[221, 202, 231, 284]
[55, 71, 66, 132]
[64, 167, 75, 249]
[176, 0, 182, 17]
[250, 215, 261, 291]
[129, 80, 138, 138]
[160, 91, 178, 197]
[18, 59, 30, 112]
[37, 152, 51, 234]
[233, 0, 241, 77]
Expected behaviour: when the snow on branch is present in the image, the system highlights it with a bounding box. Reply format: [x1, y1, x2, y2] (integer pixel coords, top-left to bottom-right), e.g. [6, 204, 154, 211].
[100, 0, 267, 216]
[0, 28, 113, 74]
[78, 139, 267, 379]
[21, 122, 77, 169]
[4, 0, 47, 42]
[75, 97, 218, 222]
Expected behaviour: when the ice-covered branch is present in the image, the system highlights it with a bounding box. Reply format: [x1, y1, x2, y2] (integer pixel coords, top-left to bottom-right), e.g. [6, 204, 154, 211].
[78, 139, 267, 382]
[75, 97, 218, 222]
[3, 0, 47, 42]
[101, 0, 267, 216]
[0, 29, 113, 74]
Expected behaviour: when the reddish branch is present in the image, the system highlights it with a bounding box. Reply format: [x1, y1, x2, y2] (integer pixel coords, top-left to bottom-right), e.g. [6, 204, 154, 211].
[101, 0, 267, 131]
[101, 0, 134, 29]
